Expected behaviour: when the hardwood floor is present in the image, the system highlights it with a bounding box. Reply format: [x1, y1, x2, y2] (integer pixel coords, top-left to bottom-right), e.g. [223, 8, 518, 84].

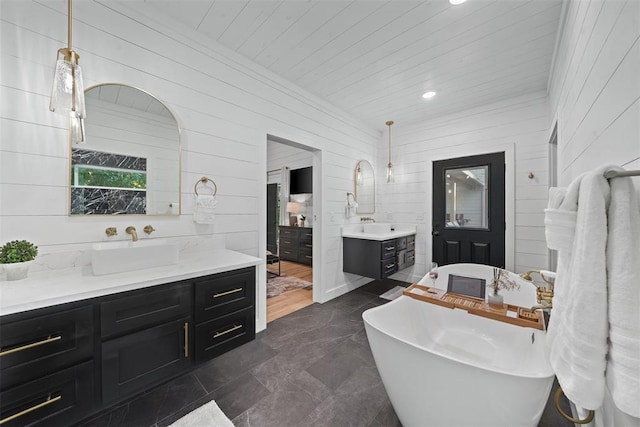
[267, 260, 313, 323]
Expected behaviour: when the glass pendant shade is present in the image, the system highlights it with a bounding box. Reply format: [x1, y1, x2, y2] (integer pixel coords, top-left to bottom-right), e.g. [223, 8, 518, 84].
[386, 163, 394, 183]
[356, 166, 363, 185]
[50, 50, 85, 119]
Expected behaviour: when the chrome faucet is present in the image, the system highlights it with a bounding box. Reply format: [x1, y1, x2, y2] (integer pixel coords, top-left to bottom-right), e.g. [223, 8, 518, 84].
[519, 270, 555, 312]
[125, 226, 138, 242]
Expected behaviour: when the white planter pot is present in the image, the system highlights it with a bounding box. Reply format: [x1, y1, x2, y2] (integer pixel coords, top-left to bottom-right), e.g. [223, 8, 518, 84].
[2, 261, 32, 281]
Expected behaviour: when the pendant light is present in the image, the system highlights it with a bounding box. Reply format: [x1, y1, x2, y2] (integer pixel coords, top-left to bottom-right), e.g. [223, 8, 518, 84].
[50, 0, 86, 144]
[385, 120, 394, 183]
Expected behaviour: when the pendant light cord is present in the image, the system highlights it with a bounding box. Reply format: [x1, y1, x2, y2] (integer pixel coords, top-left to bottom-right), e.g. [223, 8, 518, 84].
[67, 0, 72, 51]
[386, 120, 394, 166]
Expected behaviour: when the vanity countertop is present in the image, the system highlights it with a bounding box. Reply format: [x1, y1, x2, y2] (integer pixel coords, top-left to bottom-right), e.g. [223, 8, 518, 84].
[342, 225, 417, 241]
[0, 249, 262, 317]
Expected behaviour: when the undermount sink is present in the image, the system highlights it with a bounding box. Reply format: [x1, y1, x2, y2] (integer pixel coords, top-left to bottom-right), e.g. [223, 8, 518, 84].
[91, 239, 179, 276]
[362, 223, 392, 234]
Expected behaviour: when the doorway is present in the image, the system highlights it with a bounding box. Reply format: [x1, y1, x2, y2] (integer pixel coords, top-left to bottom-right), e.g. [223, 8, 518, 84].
[266, 137, 317, 322]
[432, 152, 506, 267]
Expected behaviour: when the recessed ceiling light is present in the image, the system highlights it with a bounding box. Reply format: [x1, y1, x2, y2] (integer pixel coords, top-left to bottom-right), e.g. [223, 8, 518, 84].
[422, 91, 436, 99]
[450, 0, 467, 4]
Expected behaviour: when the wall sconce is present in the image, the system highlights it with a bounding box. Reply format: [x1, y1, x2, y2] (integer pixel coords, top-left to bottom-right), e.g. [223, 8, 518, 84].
[49, 0, 86, 144]
[386, 120, 394, 183]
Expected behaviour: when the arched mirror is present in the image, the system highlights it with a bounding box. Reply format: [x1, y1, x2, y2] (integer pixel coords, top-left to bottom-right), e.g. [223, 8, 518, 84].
[70, 84, 181, 215]
[354, 160, 374, 213]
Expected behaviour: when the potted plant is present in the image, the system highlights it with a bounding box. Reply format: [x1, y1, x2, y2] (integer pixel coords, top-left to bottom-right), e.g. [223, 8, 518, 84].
[487, 267, 519, 308]
[0, 240, 38, 281]
[300, 214, 306, 227]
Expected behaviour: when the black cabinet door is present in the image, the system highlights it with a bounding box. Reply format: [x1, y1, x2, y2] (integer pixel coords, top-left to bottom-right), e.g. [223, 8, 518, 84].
[101, 317, 191, 403]
[0, 361, 94, 427]
[0, 305, 93, 390]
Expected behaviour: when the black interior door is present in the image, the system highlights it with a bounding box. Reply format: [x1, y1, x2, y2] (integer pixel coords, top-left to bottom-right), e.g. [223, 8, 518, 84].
[432, 152, 505, 267]
[266, 183, 278, 254]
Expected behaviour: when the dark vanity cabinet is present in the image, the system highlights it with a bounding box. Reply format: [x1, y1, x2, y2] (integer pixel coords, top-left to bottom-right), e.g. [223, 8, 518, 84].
[343, 234, 415, 280]
[0, 266, 256, 426]
[279, 226, 313, 265]
[0, 304, 95, 426]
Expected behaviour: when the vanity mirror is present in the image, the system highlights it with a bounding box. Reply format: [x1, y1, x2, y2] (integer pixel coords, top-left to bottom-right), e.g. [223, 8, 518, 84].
[70, 84, 181, 215]
[354, 160, 374, 214]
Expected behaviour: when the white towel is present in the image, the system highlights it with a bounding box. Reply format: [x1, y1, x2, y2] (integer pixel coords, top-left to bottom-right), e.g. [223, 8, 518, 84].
[545, 168, 610, 411]
[193, 195, 217, 224]
[605, 167, 640, 417]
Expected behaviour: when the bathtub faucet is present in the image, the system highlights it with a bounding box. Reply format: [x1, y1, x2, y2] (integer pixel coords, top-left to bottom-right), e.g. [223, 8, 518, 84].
[519, 270, 555, 312]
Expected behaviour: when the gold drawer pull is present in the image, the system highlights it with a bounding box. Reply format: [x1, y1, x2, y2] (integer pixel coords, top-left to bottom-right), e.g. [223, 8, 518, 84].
[385, 264, 394, 269]
[0, 335, 62, 357]
[213, 288, 243, 298]
[213, 324, 242, 339]
[305, 256, 312, 259]
[183, 322, 189, 358]
[305, 244, 312, 248]
[385, 246, 395, 251]
[0, 394, 61, 425]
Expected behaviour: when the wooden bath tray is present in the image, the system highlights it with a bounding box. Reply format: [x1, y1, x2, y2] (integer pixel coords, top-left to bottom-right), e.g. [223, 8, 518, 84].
[402, 284, 544, 330]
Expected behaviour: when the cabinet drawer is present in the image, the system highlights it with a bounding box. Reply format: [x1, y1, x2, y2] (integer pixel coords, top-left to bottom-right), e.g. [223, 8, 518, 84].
[0, 360, 94, 427]
[407, 238, 415, 251]
[279, 227, 297, 238]
[101, 283, 191, 338]
[380, 240, 397, 260]
[279, 248, 298, 261]
[0, 305, 93, 390]
[102, 317, 191, 403]
[195, 307, 255, 362]
[397, 237, 407, 251]
[406, 250, 416, 267]
[381, 259, 397, 277]
[299, 229, 313, 244]
[299, 248, 313, 265]
[279, 237, 297, 250]
[194, 267, 255, 323]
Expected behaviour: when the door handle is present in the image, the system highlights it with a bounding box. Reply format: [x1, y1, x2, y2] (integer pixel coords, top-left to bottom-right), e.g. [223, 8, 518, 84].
[432, 231, 439, 236]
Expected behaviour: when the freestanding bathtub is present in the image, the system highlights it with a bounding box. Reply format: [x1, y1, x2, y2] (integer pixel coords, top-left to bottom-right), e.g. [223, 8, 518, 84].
[363, 263, 554, 427]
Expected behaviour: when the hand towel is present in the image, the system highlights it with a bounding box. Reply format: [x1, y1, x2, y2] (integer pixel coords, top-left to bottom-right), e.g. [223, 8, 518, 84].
[605, 167, 640, 417]
[545, 168, 610, 411]
[193, 195, 217, 224]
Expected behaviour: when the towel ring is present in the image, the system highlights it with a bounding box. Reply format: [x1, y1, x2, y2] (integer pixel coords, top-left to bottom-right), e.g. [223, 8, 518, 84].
[194, 176, 217, 197]
[554, 386, 595, 424]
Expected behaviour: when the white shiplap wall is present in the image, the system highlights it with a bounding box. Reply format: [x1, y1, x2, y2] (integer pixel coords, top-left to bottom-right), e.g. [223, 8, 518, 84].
[376, 91, 551, 280]
[547, 0, 639, 424]
[0, 1, 380, 330]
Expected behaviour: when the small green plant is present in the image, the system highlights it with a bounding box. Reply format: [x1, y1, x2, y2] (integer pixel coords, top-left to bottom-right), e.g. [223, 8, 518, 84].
[300, 214, 306, 222]
[0, 240, 38, 264]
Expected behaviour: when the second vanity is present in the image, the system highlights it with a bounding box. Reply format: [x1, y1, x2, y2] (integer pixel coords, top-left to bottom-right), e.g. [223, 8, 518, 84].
[0, 247, 261, 426]
[342, 224, 416, 280]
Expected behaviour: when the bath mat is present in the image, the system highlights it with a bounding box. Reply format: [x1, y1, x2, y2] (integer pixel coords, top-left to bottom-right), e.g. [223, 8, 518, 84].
[169, 400, 233, 427]
[267, 274, 312, 298]
[379, 285, 406, 301]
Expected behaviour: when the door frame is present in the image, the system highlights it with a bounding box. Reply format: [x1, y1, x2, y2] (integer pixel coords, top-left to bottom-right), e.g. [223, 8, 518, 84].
[426, 143, 515, 271]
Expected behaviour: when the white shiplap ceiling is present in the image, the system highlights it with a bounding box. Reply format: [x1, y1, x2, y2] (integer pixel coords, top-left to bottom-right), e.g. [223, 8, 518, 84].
[133, 0, 563, 130]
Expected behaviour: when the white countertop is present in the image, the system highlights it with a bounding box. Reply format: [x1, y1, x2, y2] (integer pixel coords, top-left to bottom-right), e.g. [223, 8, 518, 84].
[342, 225, 417, 241]
[0, 249, 262, 317]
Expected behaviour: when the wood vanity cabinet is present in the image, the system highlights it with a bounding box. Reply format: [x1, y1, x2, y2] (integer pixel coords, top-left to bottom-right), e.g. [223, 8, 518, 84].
[0, 303, 95, 426]
[279, 226, 313, 265]
[343, 234, 416, 280]
[0, 266, 256, 426]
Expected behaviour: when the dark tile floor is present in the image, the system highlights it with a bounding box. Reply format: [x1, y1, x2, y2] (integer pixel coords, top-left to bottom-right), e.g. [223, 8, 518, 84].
[80, 279, 573, 427]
